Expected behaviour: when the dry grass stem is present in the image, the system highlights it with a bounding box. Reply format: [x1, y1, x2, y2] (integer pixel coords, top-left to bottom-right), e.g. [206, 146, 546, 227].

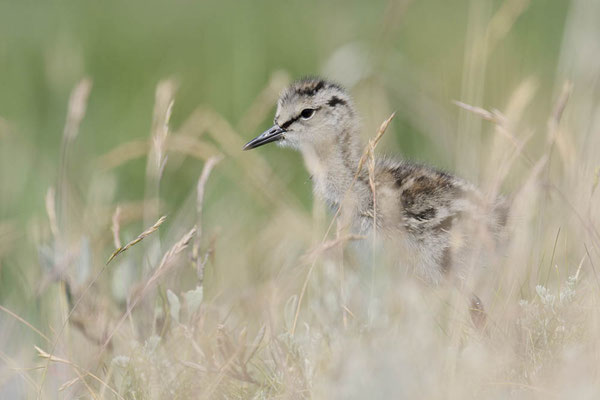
[324, 112, 396, 241]
[149, 226, 197, 286]
[111, 206, 122, 249]
[0, 351, 40, 392]
[35, 346, 124, 400]
[549, 81, 573, 136]
[453, 100, 504, 123]
[486, 0, 531, 51]
[57, 78, 93, 234]
[0, 305, 51, 343]
[99, 226, 197, 354]
[44, 187, 59, 239]
[147, 80, 176, 182]
[97, 139, 150, 170]
[303, 234, 367, 263]
[106, 215, 167, 265]
[201, 107, 303, 209]
[291, 113, 395, 336]
[97, 136, 221, 171]
[194, 156, 223, 280]
[63, 78, 93, 142]
[143, 80, 176, 270]
[454, 100, 534, 167]
[236, 70, 290, 133]
[36, 79, 95, 399]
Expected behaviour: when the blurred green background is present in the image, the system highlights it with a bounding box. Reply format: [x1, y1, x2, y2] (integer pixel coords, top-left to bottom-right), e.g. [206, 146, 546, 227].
[0, 0, 568, 214]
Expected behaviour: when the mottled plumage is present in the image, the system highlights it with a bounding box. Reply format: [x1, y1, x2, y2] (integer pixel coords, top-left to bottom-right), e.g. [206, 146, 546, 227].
[244, 78, 507, 294]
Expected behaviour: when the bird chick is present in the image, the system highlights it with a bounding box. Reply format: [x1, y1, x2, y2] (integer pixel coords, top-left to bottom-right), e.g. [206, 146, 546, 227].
[244, 77, 507, 299]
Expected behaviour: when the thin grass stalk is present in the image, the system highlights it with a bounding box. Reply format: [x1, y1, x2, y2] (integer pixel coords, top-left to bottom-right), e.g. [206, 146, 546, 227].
[35, 346, 124, 400]
[193, 156, 223, 282]
[37, 215, 165, 398]
[111, 206, 122, 249]
[56, 78, 92, 235]
[98, 226, 197, 357]
[290, 113, 395, 336]
[236, 71, 290, 133]
[37, 78, 92, 400]
[143, 80, 176, 272]
[106, 215, 166, 265]
[456, 0, 491, 181]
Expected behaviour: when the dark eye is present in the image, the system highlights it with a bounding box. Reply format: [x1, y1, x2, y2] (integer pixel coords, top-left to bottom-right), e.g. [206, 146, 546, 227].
[301, 108, 315, 120]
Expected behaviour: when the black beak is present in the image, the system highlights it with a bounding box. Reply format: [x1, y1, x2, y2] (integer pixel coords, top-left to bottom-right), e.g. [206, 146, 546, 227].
[243, 125, 285, 150]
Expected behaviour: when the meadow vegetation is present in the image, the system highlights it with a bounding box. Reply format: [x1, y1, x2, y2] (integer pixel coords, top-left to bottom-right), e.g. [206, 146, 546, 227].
[1, 0, 599, 398]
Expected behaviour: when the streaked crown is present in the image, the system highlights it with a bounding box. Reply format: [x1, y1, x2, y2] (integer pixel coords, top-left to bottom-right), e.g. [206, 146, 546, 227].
[243, 77, 356, 151]
[275, 77, 353, 127]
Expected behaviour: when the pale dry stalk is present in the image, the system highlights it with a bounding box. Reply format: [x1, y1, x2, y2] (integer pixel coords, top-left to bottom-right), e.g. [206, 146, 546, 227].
[97, 136, 220, 171]
[99, 226, 197, 354]
[236, 70, 290, 133]
[290, 113, 395, 336]
[35, 346, 124, 400]
[147, 226, 197, 287]
[144, 80, 177, 270]
[106, 215, 166, 265]
[45, 187, 59, 239]
[453, 99, 535, 199]
[202, 106, 302, 209]
[0, 304, 51, 344]
[38, 78, 93, 399]
[546, 81, 574, 174]
[193, 156, 223, 281]
[111, 206, 122, 249]
[57, 78, 92, 233]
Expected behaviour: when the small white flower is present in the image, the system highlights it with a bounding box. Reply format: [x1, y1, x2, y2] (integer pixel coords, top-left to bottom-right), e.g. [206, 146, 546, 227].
[111, 355, 131, 368]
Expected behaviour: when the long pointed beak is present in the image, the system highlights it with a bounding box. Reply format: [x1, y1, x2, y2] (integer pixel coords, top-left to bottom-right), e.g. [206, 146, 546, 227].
[243, 125, 285, 150]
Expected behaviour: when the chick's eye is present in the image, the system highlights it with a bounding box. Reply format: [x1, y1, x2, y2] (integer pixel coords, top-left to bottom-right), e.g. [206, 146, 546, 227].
[301, 108, 315, 120]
